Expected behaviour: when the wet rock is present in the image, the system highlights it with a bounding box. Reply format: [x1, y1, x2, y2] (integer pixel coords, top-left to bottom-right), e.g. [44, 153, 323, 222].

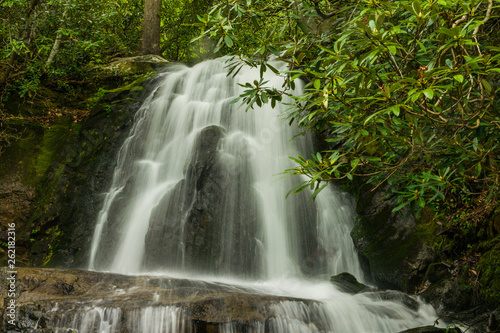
[425, 262, 451, 284]
[0, 267, 321, 332]
[363, 290, 420, 311]
[421, 279, 473, 313]
[351, 184, 436, 291]
[330, 272, 372, 294]
[143, 125, 261, 277]
[102, 55, 169, 76]
[398, 326, 461, 333]
[0, 65, 164, 269]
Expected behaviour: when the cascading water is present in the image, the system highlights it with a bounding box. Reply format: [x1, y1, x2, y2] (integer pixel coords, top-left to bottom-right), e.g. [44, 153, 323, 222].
[78, 58, 443, 332]
[88, 58, 361, 280]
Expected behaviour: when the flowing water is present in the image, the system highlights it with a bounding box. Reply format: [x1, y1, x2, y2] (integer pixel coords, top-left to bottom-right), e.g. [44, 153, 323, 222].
[77, 58, 442, 332]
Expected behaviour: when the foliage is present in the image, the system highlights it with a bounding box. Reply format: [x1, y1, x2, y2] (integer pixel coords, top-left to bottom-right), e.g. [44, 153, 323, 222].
[200, 0, 500, 225]
[195, 0, 302, 57]
[0, 0, 144, 100]
[161, 0, 215, 62]
[0, 0, 215, 108]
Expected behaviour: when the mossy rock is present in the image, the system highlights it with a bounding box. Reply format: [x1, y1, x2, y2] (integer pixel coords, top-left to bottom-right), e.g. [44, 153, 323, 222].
[425, 262, 452, 284]
[101, 55, 168, 76]
[351, 184, 437, 291]
[0, 72, 157, 268]
[330, 272, 370, 294]
[477, 238, 500, 308]
[422, 279, 473, 313]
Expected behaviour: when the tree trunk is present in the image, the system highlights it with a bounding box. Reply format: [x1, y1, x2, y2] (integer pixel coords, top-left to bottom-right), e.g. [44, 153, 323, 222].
[45, 1, 71, 69]
[141, 0, 162, 55]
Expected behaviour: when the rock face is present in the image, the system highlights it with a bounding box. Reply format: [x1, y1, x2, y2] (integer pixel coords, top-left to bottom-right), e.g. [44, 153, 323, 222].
[330, 272, 372, 294]
[0, 174, 34, 263]
[363, 290, 420, 312]
[142, 125, 261, 276]
[351, 184, 436, 291]
[0, 74, 160, 268]
[349, 183, 500, 331]
[0, 268, 324, 332]
[102, 55, 169, 75]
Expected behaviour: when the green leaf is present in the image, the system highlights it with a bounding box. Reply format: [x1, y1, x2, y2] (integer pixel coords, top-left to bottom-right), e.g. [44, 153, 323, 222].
[481, 79, 492, 94]
[392, 200, 410, 212]
[453, 74, 464, 83]
[390, 105, 400, 116]
[417, 41, 427, 52]
[412, 0, 421, 16]
[410, 91, 421, 102]
[351, 158, 360, 169]
[314, 79, 321, 89]
[268, 46, 280, 56]
[286, 182, 310, 198]
[224, 35, 233, 47]
[369, 20, 376, 31]
[423, 89, 434, 100]
[311, 183, 328, 200]
[296, 21, 309, 33]
[445, 59, 453, 69]
[261, 92, 268, 104]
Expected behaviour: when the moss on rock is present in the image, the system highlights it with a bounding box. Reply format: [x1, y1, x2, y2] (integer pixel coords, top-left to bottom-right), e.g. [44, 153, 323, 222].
[351, 184, 437, 291]
[0, 69, 157, 268]
[477, 238, 500, 307]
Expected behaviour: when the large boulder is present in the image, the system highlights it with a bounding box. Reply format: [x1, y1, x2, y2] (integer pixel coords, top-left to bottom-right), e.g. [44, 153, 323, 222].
[351, 184, 437, 291]
[143, 125, 261, 277]
[330, 272, 372, 294]
[102, 55, 169, 76]
[362, 290, 420, 312]
[0, 267, 327, 332]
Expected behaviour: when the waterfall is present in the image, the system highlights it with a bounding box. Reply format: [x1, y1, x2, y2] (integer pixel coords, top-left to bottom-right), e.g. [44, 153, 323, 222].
[82, 58, 442, 332]
[88, 58, 361, 279]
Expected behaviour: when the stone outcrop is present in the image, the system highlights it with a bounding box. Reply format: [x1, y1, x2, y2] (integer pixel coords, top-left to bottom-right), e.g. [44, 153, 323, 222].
[102, 55, 169, 76]
[0, 268, 321, 332]
[142, 125, 261, 276]
[0, 175, 34, 264]
[351, 184, 436, 291]
[0, 73, 160, 268]
[330, 272, 372, 294]
[349, 182, 499, 331]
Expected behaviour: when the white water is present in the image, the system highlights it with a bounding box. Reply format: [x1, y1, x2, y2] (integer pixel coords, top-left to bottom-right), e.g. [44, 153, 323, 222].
[55, 307, 122, 333]
[84, 58, 441, 332]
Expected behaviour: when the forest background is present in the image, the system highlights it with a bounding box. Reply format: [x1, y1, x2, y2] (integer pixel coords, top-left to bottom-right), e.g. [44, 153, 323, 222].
[1, 0, 499, 308]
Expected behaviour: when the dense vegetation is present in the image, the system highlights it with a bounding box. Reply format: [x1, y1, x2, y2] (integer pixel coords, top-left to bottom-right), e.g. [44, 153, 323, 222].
[0, 0, 213, 111]
[199, 0, 500, 232]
